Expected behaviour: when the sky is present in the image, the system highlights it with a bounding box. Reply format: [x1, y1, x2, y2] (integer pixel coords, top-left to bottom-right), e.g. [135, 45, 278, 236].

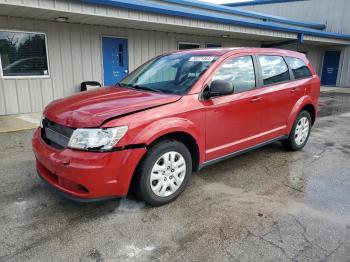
[199, 0, 250, 3]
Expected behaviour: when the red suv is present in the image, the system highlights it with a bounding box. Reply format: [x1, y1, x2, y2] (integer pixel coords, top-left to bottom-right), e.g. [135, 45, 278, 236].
[32, 48, 320, 206]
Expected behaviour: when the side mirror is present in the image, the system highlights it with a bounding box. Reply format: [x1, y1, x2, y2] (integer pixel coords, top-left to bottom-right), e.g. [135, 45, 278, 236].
[204, 79, 233, 99]
[80, 81, 102, 92]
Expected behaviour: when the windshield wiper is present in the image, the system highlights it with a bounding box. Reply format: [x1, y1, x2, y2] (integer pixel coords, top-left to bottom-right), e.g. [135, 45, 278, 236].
[132, 85, 161, 93]
[118, 83, 132, 87]
[118, 83, 162, 93]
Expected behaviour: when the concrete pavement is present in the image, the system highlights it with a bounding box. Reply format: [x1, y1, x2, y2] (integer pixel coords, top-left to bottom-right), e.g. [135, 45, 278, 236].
[0, 112, 40, 133]
[0, 92, 350, 261]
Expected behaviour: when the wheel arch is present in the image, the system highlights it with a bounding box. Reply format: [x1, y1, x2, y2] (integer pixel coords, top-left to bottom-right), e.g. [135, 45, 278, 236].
[128, 130, 201, 196]
[146, 131, 200, 172]
[286, 96, 316, 134]
[130, 117, 204, 167]
[300, 104, 316, 125]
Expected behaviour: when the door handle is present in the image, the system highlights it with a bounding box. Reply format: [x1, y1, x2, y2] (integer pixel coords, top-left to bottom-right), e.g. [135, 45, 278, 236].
[290, 88, 297, 93]
[250, 96, 262, 102]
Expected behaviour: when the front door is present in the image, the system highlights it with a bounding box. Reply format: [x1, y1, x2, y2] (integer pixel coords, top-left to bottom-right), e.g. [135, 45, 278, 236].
[321, 51, 340, 86]
[102, 37, 128, 86]
[204, 55, 263, 161]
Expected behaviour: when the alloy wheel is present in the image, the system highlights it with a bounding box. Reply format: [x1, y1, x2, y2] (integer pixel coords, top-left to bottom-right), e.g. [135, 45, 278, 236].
[294, 116, 310, 146]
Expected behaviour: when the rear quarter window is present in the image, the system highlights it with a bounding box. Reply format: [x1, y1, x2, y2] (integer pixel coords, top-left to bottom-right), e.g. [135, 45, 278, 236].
[258, 55, 290, 85]
[285, 57, 312, 80]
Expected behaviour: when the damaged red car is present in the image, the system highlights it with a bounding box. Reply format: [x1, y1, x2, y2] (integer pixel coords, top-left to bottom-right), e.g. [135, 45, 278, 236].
[32, 48, 320, 206]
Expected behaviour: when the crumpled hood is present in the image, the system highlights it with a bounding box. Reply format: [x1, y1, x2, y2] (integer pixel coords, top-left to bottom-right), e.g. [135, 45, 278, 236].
[44, 86, 181, 128]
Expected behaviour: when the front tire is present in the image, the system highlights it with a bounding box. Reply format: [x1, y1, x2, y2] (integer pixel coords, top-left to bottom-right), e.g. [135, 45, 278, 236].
[282, 110, 312, 151]
[135, 140, 192, 206]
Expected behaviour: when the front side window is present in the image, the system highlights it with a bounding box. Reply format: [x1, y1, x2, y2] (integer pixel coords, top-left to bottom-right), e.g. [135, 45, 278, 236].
[212, 56, 256, 93]
[258, 55, 289, 85]
[285, 56, 312, 80]
[0, 31, 49, 77]
[119, 54, 217, 95]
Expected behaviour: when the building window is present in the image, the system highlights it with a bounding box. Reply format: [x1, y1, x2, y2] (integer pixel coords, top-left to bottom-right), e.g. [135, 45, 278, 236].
[206, 43, 222, 48]
[258, 55, 290, 85]
[178, 42, 200, 50]
[0, 31, 49, 77]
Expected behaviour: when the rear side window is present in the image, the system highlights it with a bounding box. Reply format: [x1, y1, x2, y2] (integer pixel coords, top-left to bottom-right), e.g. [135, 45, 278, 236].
[258, 55, 290, 85]
[212, 56, 256, 93]
[285, 57, 312, 80]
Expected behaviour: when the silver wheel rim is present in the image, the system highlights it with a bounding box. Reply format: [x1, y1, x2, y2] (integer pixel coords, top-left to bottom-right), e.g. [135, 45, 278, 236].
[294, 116, 310, 146]
[150, 151, 186, 197]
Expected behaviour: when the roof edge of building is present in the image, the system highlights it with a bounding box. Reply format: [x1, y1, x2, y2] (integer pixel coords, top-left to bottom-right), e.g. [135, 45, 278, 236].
[224, 0, 305, 8]
[163, 0, 325, 30]
[81, 0, 350, 41]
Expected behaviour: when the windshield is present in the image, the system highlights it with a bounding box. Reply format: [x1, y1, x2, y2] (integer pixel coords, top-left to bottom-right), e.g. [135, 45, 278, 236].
[119, 54, 218, 95]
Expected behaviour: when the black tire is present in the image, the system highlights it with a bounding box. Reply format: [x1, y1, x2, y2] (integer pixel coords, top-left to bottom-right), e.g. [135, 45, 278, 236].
[282, 110, 312, 151]
[134, 139, 192, 206]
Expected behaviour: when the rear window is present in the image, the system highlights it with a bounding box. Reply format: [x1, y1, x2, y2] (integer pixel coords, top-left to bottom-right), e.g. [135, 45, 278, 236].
[285, 57, 312, 80]
[258, 55, 290, 85]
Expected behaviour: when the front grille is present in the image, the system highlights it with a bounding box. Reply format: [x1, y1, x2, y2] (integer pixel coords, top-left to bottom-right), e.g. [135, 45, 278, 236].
[41, 118, 75, 149]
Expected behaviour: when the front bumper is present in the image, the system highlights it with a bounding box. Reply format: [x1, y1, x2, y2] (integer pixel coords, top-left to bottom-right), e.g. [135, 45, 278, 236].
[32, 128, 146, 200]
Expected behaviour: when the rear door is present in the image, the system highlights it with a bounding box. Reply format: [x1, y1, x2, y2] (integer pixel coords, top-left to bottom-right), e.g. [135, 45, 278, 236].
[256, 54, 305, 140]
[203, 55, 264, 161]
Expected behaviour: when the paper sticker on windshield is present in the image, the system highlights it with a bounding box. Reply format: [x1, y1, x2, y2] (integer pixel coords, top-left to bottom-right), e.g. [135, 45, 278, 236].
[189, 56, 215, 62]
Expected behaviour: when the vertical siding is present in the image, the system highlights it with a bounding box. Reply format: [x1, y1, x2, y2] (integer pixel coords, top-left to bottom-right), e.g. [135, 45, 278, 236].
[70, 23, 85, 93]
[0, 16, 260, 115]
[0, 79, 6, 114]
[2, 81, 18, 114]
[240, 0, 350, 87]
[338, 47, 350, 87]
[240, 0, 350, 35]
[273, 43, 323, 75]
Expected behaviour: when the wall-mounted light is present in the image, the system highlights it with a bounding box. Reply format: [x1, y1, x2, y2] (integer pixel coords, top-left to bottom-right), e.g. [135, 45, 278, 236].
[55, 17, 69, 22]
[221, 35, 229, 38]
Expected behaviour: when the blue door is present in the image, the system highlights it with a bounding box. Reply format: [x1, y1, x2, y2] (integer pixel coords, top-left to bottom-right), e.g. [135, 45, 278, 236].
[321, 51, 340, 86]
[102, 37, 128, 85]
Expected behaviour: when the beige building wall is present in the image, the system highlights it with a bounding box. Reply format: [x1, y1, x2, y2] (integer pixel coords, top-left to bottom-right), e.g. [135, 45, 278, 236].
[0, 16, 258, 115]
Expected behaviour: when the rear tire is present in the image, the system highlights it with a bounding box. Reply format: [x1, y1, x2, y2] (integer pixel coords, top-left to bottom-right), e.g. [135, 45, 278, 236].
[282, 110, 312, 151]
[134, 139, 192, 206]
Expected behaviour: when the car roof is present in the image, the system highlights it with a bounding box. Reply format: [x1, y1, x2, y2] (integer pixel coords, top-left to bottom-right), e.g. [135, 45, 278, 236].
[167, 47, 244, 56]
[166, 47, 306, 59]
